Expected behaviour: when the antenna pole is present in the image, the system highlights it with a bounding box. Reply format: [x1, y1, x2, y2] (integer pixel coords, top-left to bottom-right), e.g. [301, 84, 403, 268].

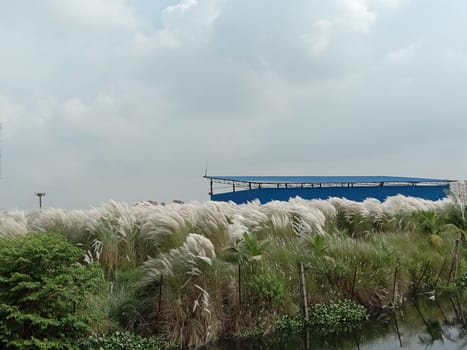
[35, 192, 46, 210]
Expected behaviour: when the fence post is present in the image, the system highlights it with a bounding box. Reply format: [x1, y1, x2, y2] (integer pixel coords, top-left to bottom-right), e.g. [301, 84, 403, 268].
[299, 263, 309, 322]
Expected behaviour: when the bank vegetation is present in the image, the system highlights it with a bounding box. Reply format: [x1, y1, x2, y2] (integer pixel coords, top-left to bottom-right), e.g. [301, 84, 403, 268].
[1, 193, 467, 348]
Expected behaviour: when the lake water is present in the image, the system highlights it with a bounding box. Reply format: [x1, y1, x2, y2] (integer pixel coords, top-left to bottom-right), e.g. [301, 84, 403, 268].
[203, 295, 467, 350]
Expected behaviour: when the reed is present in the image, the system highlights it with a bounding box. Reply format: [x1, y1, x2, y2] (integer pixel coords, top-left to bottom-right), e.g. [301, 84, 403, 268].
[0, 194, 465, 347]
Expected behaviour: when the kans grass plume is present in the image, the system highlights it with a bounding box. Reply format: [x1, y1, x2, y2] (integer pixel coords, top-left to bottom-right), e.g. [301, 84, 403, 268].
[0, 194, 459, 347]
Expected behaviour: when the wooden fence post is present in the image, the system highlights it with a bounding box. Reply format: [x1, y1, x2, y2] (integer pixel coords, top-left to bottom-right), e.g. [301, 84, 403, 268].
[299, 263, 309, 322]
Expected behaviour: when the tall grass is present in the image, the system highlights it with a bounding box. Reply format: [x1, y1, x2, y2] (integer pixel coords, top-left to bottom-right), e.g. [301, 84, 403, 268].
[1, 193, 466, 347]
[0, 209, 28, 238]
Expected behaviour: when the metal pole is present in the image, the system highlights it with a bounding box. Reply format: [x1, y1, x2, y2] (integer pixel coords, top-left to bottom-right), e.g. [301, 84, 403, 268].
[35, 192, 46, 210]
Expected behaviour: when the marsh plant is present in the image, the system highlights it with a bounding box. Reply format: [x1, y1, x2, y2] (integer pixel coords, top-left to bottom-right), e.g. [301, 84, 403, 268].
[79, 331, 168, 350]
[0, 193, 465, 347]
[310, 299, 367, 335]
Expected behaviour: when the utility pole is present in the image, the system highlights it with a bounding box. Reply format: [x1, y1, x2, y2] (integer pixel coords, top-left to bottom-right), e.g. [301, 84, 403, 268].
[35, 192, 46, 210]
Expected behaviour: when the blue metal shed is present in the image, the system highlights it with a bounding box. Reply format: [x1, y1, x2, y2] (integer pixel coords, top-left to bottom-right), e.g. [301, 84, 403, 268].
[205, 175, 453, 204]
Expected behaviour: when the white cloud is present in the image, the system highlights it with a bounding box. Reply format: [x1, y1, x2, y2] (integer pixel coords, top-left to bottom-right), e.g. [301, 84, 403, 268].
[0, 96, 22, 132]
[384, 42, 422, 65]
[164, 0, 199, 14]
[374, 0, 402, 8]
[161, 0, 221, 43]
[337, 0, 375, 33]
[302, 33, 329, 56]
[443, 49, 467, 73]
[45, 0, 140, 29]
[130, 30, 180, 54]
[301, 20, 333, 56]
[1, 0, 466, 209]
[300, 0, 381, 58]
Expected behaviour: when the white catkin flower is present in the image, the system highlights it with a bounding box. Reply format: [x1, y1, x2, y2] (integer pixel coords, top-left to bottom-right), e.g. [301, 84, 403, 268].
[139, 234, 216, 290]
[0, 195, 456, 265]
[228, 220, 248, 241]
[182, 233, 216, 263]
[0, 210, 28, 238]
[270, 213, 291, 230]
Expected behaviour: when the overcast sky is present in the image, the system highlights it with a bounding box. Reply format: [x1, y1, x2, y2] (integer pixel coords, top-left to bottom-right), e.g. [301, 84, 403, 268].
[1, 0, 466, 209]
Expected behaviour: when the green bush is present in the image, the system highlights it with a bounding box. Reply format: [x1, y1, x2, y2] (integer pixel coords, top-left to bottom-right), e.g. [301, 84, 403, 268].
[79, 331, 167, 350]
[310, 299, 367, 335]
[0, 233, 107, 349]
[247, 271, 286, 307]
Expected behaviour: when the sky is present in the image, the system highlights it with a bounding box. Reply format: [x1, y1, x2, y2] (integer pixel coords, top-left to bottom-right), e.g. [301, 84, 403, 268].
[1, 0, 467, 210]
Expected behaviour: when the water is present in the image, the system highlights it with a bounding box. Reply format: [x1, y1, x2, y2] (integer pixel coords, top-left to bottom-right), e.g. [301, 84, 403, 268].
[203, 295, 467, 350]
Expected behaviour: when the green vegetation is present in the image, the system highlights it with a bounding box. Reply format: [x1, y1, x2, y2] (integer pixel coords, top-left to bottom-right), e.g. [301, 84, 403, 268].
[1, 194, 467, 348]
[272, 299, 367, 335]
[0, 233, 106, 349]
[455, 271, 467, 291]
[79, 332, 168, 350]
[310, 299, 367, 334]
[275, 315, 305, 333]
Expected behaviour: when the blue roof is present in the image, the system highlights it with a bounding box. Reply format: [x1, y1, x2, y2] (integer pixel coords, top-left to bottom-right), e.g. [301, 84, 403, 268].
[207, 176, 451, 184]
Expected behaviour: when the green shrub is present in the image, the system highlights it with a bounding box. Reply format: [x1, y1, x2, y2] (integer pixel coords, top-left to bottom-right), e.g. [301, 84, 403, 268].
[79, 331, 168, 350]
[310, 299, 367, 335]
[247, 271, 286, 307]
[0, 233, 107, 349]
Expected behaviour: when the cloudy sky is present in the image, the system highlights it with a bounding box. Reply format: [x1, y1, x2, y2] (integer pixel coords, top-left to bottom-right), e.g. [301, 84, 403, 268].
[0, 0, 466, 209]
